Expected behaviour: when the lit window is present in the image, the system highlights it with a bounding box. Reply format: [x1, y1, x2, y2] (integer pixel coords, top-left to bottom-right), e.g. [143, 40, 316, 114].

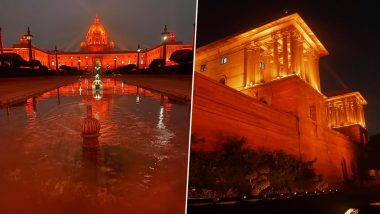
[141, 60, 144, 64]
[259, 62, 265, 70]
[201, 64, 207, 72]
[221, 56, 227, 64]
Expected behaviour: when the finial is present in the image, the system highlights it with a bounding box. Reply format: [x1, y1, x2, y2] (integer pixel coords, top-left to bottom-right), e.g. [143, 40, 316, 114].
[163, 24, 168, 33]
[27, 27, 30, 35]
[95, 14, 99, 23]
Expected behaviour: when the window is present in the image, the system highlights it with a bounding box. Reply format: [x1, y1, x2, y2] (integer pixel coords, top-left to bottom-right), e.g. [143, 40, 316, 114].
[201, 64, 207, 72]
[221, 56, 227, 64]
[309, 105, 317, 121]
[259, 62, 265, 70]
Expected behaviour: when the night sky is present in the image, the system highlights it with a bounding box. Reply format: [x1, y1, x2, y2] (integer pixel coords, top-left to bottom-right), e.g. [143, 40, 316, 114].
[0, 0, 196, 52]
[196, 0, 380, 137]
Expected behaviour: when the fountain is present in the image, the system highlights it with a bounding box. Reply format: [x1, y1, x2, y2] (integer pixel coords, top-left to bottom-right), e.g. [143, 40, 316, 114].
[92, 74, 103, 91]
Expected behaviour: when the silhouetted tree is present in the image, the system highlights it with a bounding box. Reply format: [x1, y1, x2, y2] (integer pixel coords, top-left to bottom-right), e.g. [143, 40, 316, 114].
[116, 64, 137, 74]
[188, 136, 322, 198]
[149, 58, 165, 68]
[0, 53, 26, 67]
[27, 59, 42, 68]
[169, 49, 193, 64]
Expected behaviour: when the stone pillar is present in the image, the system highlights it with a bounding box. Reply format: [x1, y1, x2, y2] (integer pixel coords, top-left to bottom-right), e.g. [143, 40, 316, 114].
[245, 47, 254, 87]
[252, 42, 261, 85]
[353, 100, 360, 123]
[245, 44, 260, 86]
[358, 105, 365, 127]
[262, 50, 271, 83]
[343, 98, 348, 125]
[304, 50, 310, 83]
[313, 53, 321, 91]
[282, 31, 289, 76]
[272, 34, 280, 78]
[297, 37, 304, 79]
[349, 99, 355, 124]
[290, 30, 297, 74]
[333, 105, 338, 127]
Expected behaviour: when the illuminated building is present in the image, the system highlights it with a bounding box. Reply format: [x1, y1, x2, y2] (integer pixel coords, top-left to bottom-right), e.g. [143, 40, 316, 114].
[192, 13, 367, 186]
[3, 15, 192, 71]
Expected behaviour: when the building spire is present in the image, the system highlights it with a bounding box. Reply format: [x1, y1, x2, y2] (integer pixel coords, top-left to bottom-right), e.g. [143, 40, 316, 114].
[94, 14, 100, 23]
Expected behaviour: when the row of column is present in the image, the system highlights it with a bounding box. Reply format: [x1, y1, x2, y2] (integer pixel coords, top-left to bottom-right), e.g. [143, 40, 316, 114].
[327, 98, 365, 128]
[244, 28, 321, 91]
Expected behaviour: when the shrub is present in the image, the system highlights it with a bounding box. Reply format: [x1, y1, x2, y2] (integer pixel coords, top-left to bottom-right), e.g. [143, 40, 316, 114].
[169, 49, 193, 64]
[188, 136, 322, 198]
[115, 64, 137, 74]
[27, 59, 42, 68]
[0, 53, 26, 67]
[149, 58, 165, 68]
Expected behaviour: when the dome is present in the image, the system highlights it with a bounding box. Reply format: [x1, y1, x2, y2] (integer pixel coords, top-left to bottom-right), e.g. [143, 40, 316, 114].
[86, 15, 108, 46]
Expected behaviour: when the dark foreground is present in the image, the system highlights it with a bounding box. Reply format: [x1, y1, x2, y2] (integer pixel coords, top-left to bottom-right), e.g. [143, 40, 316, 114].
[188, 188, 380, 214]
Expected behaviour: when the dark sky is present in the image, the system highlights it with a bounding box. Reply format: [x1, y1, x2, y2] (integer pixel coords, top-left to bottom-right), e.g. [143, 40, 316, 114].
[196, 0, 380, 137]
[0, 0, 196, 52]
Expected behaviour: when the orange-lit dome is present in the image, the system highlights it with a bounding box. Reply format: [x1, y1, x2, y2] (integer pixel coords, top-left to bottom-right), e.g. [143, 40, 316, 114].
[80, 15, 114, 52]
[86, 15, 108, 46]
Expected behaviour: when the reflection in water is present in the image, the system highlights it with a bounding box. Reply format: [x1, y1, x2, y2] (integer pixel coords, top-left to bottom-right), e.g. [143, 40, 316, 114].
[0, 78, 190, 213]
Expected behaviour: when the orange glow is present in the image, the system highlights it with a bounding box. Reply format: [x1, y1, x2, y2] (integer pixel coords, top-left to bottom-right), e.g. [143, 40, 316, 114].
[4, 15, 192, 71]
[326, 92, 367, 129]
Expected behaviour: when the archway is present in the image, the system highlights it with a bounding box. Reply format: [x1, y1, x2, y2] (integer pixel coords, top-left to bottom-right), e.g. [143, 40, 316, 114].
[218, 75, 227, 85]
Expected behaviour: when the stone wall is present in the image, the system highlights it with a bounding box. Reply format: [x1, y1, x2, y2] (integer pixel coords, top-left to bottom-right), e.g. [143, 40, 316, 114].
[191, 72, 363, 187]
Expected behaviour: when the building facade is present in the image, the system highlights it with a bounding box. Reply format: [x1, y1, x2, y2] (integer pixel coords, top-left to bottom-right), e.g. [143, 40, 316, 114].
[3, 15, 192, 71]
[192, 13, 367, 187]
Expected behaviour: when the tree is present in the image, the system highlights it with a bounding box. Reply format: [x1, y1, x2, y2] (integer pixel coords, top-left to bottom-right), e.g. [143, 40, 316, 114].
[27, 59, 42, 69]
[188, 136, 322, 198]
[116, 64, 137, 74]
[169, 49, 193, 64]
[149, 58, 165, 68]
[0, 53, 26, 67]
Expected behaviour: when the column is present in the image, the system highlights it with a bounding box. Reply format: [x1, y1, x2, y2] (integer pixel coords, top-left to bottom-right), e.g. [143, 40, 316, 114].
[343, 98, 348, 125]
[245, 47, 254, 87]
[349, 98, 355, 124]
[304, 50, 312, 83]
[282, 31, 289, 75]
[333, 105, 338, 127]
[358, 105, 365, 127]
[262, 50, 271, 83]
[272, 34, 279, 78]
[290, 30, 297, 74]
[354, 100, 360, 124]
[313, 53, 321, 91]
[297, 37, 304, 79]
[253, 42, 261, 84]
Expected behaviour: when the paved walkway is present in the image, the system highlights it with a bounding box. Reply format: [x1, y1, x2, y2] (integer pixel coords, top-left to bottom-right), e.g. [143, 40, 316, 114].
[0, 76, 79, 107]
[115, 75, 193, 102]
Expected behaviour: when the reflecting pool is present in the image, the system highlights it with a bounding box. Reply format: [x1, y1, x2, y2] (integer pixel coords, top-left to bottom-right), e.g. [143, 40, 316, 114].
[0, 78, 190, 214]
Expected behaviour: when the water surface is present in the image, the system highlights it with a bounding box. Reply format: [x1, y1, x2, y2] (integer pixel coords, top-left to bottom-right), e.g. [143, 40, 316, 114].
[0, 78, 190, 214]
